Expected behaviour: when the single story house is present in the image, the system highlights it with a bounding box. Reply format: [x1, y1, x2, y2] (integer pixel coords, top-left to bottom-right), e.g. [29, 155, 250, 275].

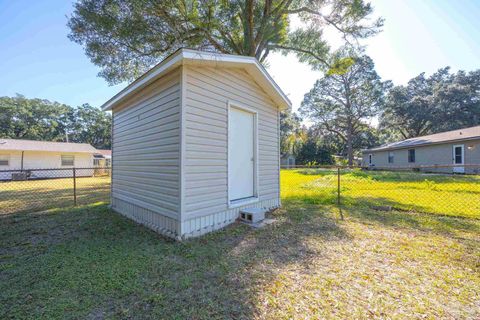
[362, 125, 480, 174]
[280, 153, 296, 168]
[101, 48, 291, 239]
[0, 139, 97, 180]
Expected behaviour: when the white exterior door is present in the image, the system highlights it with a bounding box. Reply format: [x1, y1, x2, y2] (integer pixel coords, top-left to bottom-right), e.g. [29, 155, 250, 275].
[453, 144, 465, 173]
[229, 107, 255, 201]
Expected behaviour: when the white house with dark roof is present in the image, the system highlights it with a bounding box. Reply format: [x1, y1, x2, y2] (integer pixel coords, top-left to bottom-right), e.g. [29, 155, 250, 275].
[362, 125, 480, 174]
[0, 139, 99, 179]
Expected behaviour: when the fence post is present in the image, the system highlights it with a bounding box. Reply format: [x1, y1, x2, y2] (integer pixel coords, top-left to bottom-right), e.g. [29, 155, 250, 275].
[73, 168, 77, 206]
[337, 167, 344, 220]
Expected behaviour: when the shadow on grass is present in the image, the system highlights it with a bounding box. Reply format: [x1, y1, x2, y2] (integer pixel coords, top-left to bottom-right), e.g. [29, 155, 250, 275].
[0, 202, 348, 319]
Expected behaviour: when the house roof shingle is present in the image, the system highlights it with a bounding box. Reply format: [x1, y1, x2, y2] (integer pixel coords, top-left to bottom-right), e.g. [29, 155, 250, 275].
[0, 139, 98, 153]
[365, 125, 480, 152]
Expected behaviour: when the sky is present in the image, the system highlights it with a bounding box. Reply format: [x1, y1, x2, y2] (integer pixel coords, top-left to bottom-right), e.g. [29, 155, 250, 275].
[1, 0, 479, 113]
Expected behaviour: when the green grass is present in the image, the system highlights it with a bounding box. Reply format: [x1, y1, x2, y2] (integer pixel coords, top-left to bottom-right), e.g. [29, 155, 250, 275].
[1, 170, 479, 319]
[0, 176, 110, 214]
[282, 168, 480, 219]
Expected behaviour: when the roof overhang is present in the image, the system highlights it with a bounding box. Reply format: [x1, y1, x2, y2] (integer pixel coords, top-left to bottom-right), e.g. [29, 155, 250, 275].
[362, 136, 480, 153]
[101, 49, 291, 111]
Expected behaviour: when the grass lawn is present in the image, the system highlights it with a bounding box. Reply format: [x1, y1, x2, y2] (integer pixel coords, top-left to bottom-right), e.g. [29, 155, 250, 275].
[0, 176, 110, 214]
[282, 168, 480, 219]
[1, 170, 479, 319]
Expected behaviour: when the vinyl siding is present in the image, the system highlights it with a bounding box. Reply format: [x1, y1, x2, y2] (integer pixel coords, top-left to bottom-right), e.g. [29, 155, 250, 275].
[363, 139, 480, 174]
[182, 66, 280, 227]
[111, 68, 182, 235]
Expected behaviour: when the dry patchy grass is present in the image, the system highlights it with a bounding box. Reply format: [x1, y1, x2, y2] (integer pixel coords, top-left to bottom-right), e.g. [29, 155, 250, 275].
[1, 169, 479, 319]
[1, 202, 479, 319]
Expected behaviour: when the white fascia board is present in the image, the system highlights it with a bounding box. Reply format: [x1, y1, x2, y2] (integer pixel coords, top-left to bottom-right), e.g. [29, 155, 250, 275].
[100, 52, 183, 111]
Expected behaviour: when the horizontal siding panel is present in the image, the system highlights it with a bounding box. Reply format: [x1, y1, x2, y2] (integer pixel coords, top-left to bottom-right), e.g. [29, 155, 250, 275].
[113, 149, 179, 161]
[115, 88, 180, 127]
[112, 69, 181, 222]
[114, 179, 178, 197]
[183, 65, 279, 220]
[187, 69, 277, 116]
[186, 90, 229, 113]
[186, 98, 227, 117]
[185, 197, 227, 212]
[186, 121, 226, 135]
[186, 192, 227, 204]
[215, 68, 274, 102]
[186, 129, 227, 146]
[113, 189, 178, 216]
[185, 185, 226, 197]
[114, 125, 179, 146]
[114, 108, 180, 136]
[113, 136, 179, 153]
[185, 166, 226, 174]
[187, 79, 277, 122]
[187, 151, 227, 160]
[115, 172, 179, 188]
[115, 70, 180, 114]
[186, 204, 231, 220]
[186, 173, 227, 183]
[186, 144, 226, 153]
[114, 104, 180, 138]
[114, 161, 177, 169]
[185, 113, 226, 129]
[114, 165, 178, 174]
[186, 177, 227, 192]
[113, 129, 179, 150]
[115, 83, 180, 124]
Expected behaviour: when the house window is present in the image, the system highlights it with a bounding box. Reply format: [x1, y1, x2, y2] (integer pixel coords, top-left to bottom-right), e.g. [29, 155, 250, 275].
[0, 154, 9, 166]
[408, 149, 415, 163]
[93, 159, 101, 166]
[61, 155, 75, 166]
[368, 154, 372, 165]
[388, 151, 394, 164]
[106, 159, 111, 167]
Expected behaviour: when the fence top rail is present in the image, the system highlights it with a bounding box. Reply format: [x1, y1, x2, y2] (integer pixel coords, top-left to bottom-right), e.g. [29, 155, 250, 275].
[0, 167, 111, 173]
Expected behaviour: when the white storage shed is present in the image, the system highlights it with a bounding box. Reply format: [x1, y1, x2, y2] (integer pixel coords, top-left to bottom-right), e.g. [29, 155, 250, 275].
[102, 49, 291, 239]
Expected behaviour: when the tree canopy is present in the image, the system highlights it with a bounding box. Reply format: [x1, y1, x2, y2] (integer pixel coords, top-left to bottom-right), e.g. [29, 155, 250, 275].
[0, 95, 112, 149]
[380, 67, 480, 140]
[68, 0, 383, 84]
[300, 50, 389, 165]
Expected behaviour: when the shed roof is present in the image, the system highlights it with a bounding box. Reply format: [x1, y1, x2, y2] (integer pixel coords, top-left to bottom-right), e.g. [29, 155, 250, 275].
[364, 125, 480, 152]
[101, 48, 291, 111]
[0, 139, 98, 153]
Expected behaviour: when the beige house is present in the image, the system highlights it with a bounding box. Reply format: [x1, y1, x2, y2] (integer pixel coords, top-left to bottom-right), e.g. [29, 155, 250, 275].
[0, 139, 97, 180]
[362, 126, 480, 174]
[101, 49, 291, 239]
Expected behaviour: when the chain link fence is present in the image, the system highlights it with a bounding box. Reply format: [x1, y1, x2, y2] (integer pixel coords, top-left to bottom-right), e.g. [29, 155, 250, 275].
[2, 164, 479, 219]
[281, 165, 480, 219]
[0, 167, 111, 215]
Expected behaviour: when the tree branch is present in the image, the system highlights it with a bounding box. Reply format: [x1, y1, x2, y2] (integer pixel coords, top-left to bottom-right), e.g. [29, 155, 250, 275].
[267, 44, 330, 67]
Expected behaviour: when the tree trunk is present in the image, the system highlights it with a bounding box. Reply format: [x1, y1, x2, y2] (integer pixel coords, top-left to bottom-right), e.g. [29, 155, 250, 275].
[346, 127, 353, 166]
